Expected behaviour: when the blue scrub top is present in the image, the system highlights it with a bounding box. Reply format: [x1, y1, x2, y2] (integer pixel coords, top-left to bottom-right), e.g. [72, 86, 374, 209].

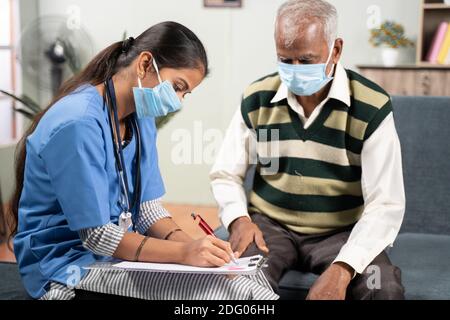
[13, 84, 165, 299]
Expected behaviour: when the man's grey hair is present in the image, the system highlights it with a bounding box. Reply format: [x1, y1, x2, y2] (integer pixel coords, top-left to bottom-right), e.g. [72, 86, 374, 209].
[275, 0, 338, 49]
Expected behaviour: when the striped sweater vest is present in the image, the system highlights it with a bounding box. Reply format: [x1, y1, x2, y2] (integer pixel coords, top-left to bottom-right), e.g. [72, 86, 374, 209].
[241, 69, 393, 234]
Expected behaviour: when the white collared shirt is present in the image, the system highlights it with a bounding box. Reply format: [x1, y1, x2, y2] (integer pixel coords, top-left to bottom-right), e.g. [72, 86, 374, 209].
[209, 63, 405, 274]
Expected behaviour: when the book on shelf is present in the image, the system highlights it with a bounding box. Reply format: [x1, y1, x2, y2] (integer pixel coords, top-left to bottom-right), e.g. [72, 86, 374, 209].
[425, 21, 448, 64]
[437, 23, 450, 64]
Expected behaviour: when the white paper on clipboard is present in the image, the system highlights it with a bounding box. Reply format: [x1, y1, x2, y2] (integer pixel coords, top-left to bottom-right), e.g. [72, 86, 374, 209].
[86, 255, 267, 275]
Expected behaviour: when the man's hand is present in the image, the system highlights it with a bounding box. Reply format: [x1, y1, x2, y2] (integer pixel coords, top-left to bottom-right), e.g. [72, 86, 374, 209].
[229, 216, 269, 256]
[306, 262, 354, 300]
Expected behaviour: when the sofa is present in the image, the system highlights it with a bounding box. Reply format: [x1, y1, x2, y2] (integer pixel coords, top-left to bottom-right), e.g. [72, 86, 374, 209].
[0, 96, 449, 300]
[216, 96, 450, 300]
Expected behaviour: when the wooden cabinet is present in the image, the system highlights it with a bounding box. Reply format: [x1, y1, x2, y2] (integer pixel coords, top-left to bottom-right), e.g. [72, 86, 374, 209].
[357, 65, 450, 96]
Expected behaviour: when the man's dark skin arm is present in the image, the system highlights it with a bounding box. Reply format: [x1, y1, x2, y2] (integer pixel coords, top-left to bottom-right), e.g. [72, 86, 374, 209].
[306, 262, 354, 300]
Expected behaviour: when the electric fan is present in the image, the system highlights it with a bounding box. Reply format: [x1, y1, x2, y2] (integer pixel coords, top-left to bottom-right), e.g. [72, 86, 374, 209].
[17, 15, 94, 96]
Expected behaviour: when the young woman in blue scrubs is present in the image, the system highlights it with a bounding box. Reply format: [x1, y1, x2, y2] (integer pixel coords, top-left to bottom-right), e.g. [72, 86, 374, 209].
[9, 21, 277, 300]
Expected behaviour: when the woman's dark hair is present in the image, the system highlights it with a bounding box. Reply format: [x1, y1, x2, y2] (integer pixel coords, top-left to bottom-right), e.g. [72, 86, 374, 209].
[8, 21, 209, 241]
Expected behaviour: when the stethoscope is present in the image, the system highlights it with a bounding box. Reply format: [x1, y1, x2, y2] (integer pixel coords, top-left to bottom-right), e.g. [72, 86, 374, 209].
[104, 78, 141, 232]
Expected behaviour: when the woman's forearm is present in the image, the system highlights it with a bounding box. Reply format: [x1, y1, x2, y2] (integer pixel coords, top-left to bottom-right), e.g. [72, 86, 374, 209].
[166, 229, 193, 242]
[146, 217, 193, 242]
[113, 232, 186, 263]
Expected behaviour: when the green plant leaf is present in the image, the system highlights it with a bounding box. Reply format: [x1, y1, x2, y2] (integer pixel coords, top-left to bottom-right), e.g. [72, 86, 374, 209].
[0, 90, 41, 115]
[13, 107, 35, 120]
[20, 94, 42, 113]
[369, 20, 414, 48]
[0, 90, 32, 108]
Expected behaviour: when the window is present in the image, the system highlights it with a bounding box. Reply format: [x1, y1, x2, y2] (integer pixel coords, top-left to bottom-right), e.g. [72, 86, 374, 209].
[0, 0, 21, 145]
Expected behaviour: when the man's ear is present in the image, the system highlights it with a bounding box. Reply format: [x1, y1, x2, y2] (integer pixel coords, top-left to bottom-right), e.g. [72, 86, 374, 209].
[136, 51, 154, 79]
[333, 38, 344, 64]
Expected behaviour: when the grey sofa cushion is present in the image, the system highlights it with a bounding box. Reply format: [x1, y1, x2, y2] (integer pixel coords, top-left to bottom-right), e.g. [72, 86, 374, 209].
[0, 262, 30, 300]
[278, 271, 317, 300]
[389, 233, 450, 300]
[392, 96, 450, 235]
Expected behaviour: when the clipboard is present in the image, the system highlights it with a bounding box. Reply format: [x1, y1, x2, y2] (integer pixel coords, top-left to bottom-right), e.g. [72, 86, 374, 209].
[85, 255, 268, 275]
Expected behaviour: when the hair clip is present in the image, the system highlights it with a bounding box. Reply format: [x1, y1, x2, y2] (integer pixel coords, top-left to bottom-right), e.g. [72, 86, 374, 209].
[122, 37, 135, 53]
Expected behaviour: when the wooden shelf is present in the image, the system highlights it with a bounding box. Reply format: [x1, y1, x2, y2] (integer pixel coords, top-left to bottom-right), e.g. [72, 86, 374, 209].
[357, 66, 450, 96]
[418, 62, 450, 68]
[424, 3, 450, 9]
[358, 64, 450, 70]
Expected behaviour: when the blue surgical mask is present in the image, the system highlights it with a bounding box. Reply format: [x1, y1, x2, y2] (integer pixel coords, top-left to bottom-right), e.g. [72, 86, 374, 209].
[277, 45, 335, 96]
[133, 58, 182, 119]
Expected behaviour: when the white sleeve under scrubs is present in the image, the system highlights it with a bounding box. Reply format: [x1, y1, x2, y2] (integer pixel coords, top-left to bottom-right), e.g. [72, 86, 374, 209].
[13, 84, 165, 299]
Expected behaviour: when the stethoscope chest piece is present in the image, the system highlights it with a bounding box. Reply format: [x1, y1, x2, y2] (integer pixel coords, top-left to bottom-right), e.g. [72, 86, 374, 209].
[119, 211, 133, 232]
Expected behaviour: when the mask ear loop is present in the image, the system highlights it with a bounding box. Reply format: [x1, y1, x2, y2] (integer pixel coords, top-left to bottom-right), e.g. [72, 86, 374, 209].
[137, 57, 162, 88]
[152, 58, 163, 84]
[325, 41, 336, 78]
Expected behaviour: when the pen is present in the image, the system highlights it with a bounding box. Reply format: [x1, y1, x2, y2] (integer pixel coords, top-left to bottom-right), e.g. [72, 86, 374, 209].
[191, 212, 238, 265]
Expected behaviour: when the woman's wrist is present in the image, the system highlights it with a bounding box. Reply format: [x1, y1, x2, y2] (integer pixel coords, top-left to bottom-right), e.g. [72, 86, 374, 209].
[134, 236, 150, 261]
[176, 241, 189, 264]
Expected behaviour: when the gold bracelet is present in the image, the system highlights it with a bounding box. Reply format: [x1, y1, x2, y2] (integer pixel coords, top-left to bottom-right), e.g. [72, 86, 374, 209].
[134, 236, 149, 262]
[164, 228, 182, 240]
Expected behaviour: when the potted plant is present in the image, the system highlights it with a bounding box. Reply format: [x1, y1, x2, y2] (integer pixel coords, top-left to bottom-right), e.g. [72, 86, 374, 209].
[370, 20, 414, 67]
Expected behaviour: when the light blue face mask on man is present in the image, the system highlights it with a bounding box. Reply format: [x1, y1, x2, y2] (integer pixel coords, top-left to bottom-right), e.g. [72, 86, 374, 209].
[277, 44, 335, 96]
[133, 58, 182, 119]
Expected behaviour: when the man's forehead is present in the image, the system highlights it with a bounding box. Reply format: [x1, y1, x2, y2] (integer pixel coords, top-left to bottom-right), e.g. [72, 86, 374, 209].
[275, 16, 326, 49]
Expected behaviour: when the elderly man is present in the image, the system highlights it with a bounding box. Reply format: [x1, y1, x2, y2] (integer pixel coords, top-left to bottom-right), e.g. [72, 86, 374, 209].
[210, 0, 405, 300]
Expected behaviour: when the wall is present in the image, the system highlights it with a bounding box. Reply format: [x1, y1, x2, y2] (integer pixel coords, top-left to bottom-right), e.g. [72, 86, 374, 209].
[0, 0, 39, 203]
[35, 0, 421, 205]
